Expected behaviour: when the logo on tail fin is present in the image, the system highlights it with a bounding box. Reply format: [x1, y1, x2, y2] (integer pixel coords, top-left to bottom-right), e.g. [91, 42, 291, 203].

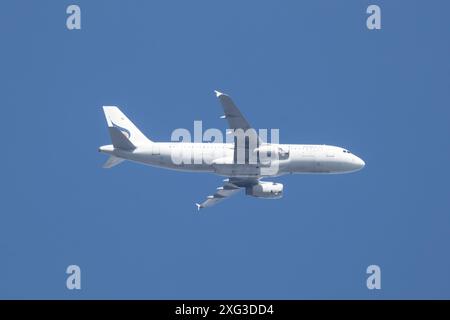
[111, 121, 131, 139]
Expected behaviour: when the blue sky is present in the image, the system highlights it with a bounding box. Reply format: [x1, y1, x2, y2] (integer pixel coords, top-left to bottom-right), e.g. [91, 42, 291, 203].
[1, 0, 450, 299]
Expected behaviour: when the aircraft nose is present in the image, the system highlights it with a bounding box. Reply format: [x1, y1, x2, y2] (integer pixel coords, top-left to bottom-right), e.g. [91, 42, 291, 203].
[354, 156, 365, 169]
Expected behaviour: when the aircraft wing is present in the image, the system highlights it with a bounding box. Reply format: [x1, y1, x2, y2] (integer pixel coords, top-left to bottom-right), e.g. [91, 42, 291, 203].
[195, 180, 240, 210]
[214, 90, 252, 131]
[214, 90, 264, 148]
[195, 178, 258, 210]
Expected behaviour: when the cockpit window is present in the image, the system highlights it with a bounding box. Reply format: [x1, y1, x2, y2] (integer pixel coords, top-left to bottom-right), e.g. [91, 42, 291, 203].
[343, 150, 352, 154]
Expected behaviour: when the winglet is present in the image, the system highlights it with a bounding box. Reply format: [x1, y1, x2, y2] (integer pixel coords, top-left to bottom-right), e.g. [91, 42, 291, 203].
[214, 90, 224, 97]
[195, 203, 203, 211]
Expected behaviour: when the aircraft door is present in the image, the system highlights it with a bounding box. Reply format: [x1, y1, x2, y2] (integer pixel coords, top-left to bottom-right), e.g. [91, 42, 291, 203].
[152, 144, 160, 155]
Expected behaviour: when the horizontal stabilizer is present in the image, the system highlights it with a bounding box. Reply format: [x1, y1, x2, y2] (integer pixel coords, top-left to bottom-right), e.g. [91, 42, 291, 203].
[103, 156, 125, 169]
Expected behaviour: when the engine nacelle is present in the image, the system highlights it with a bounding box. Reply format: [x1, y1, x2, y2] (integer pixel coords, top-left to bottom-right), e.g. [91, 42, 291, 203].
[246, 182, 283, 199]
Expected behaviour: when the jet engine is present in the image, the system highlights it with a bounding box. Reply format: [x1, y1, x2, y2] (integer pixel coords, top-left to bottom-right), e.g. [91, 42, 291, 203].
[246, 181, 283, 199]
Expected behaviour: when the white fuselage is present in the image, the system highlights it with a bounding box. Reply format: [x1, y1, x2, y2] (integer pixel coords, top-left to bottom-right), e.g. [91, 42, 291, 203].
[99, 142, 365, 178]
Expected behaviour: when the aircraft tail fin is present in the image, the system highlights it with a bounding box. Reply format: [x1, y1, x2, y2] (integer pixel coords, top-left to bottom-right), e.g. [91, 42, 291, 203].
[102, 106, 152, 150]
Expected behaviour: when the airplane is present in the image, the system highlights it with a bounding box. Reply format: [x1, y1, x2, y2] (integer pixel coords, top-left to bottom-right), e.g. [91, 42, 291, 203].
[99, 91, 365, 210]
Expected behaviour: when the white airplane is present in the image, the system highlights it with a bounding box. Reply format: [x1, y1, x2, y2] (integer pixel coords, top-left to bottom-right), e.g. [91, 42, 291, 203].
[99, 91, 365, 209]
